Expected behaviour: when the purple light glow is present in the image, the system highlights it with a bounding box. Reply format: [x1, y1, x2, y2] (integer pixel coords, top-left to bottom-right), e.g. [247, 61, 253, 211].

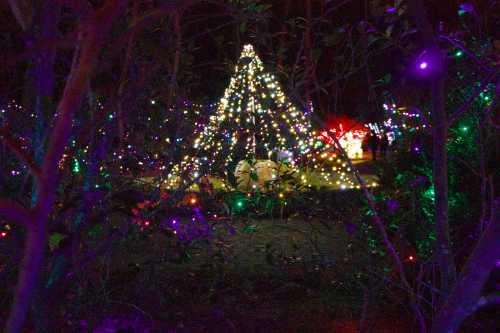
[459, 3, 474, 13]
[419, 61, 428, 70]
[386, 7, 397, 14]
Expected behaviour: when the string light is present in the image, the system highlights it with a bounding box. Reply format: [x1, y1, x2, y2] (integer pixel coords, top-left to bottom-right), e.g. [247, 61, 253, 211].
[72, 158, 81, 173]
[172, 44, 314, 184]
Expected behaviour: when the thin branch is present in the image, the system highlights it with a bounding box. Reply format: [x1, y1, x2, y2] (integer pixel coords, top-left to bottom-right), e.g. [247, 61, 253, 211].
[0, 199, 32, 227]
[449, 71, 499, 126]
[7, 0, 30, 30]
[0, 127, 42, 180]
[36, 0, 128, 215]
[329, 134, 428, 332]
[485, 83, 500, 128]
[450, 156, 481, 177]
[408, 106, 431, 128]
[5, 2, 128, 332]
[331, 135, 405, 281]
[439, 35, 495, 74]
[431, 200, 500, 332]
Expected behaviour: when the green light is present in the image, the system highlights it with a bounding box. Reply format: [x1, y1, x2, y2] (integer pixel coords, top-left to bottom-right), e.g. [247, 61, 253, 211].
[108, 113, 114, 120]
[422, 187, 435, 203]
[461, 126, 468, 132]
[454, 50, 463, 58]
[236, 200, 244, 208]
[483, 95, 490, 102]
[72, 158, 81, 173]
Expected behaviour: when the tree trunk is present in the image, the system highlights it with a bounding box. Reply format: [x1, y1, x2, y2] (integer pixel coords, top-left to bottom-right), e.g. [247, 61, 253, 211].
[31, 0, 60, 203]
[5, 222, 47, 333]
[22, 2, 60, 332]
[431, 200, 500, 333]
[431, 71, 457, 294]
[408, 0, 457, 296]
[5, 2, 126, 331]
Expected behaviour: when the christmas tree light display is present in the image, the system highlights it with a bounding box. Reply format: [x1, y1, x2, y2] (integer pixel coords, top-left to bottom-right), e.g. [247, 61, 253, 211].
[172, 44, 313, 182]
[165, 45, 370, 191]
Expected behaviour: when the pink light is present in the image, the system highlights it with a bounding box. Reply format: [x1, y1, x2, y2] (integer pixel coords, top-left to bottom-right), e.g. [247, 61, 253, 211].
[419, 61, 428, 70]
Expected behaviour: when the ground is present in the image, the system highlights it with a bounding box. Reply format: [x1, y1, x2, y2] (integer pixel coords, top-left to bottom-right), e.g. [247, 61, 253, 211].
[70, 215, 413, 332]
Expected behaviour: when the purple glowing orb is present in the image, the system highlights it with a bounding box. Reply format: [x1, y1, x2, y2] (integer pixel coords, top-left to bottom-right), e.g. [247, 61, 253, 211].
[419, 61, 428, 70]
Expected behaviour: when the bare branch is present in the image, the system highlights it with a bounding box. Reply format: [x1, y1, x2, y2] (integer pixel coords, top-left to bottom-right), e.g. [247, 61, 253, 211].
[449, 72, 499, 126]
[0, 199, 31, 227]
[432, 200, 500, 332]
[5, 1, 128, 332]
[0, 127, 42, 180]
[328, 133, 428, 332]
[440, 35, 496, 74]
[7, 0, 32, 30]
[36, 0, 129, 215]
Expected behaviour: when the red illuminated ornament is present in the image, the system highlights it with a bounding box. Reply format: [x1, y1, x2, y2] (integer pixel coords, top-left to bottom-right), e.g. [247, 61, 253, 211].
[319, 117, 368, 159]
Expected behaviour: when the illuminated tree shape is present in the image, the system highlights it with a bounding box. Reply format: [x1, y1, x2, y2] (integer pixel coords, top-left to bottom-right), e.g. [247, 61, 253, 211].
[184, 44, 313, 176]
[166, 45, 363, 191]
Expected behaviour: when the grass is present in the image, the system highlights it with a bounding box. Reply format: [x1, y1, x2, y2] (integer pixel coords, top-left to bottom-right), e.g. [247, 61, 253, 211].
[65, 210, 411, 332]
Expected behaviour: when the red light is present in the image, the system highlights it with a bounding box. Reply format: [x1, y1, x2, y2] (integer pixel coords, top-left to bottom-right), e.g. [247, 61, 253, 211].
[0, 232, 7, 238]
[190, 197, 197, 205]
[408, 255, 415, 261]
